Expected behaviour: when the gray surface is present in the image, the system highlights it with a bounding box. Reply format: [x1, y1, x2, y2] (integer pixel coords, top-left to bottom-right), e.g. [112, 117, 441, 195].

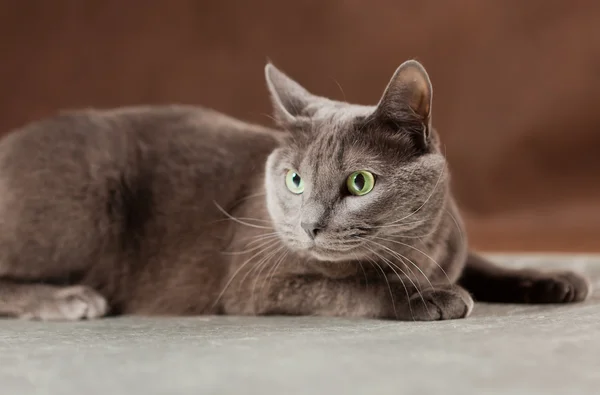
[1, 254, 599, 395]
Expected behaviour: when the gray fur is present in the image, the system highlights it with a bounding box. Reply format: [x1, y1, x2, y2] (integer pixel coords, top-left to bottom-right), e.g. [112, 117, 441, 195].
[0, 61, 590, 321]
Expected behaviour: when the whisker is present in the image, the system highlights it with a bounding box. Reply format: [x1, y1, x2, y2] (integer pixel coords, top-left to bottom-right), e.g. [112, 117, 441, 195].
[363, 241, 424, 318]
[238, 231, 280, 243]
[212, 240, 279, 308]
[367, 237, 435, 291]
[262, 249, 289, 296]
[372, 226, 439, 242]
[363, 252, 398, 320]
[372, 217, 433, 229]
[228, 190, 268, 208]
[372, 236, 451, 284]
[210, 216, 272, 225]
[251, 245, 286, 304]
[352, 252, 369, 291]
[221, 235, 280, 255]
[389, 229, 439, 240]
[332, 78, 347, 101]
[446, 208, 464, 247]
[213, 201, 273, 230]
[383, 163, 447, 226]
[259, 112, 279, 124]
[231, 217, 271, 223]
[237, 243, 281, 292]
[366, 239, 421, 287]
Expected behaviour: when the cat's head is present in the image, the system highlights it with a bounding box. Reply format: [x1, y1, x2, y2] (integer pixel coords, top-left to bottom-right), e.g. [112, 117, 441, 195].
[264, 60, 449, 261]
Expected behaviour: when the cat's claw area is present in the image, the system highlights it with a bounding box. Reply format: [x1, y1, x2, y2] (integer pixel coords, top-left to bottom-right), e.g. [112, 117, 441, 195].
[409, 285, 474, 321]
[523, 271, 591, 303]
[19, 286, 108, 321]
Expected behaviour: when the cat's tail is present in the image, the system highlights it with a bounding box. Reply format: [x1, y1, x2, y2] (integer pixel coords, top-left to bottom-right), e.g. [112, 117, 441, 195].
[459, 252, 591, 303]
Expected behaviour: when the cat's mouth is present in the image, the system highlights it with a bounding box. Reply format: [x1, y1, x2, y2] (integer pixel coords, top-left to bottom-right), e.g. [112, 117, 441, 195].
[279, 230, 368, 261]
[306, 243, 364, 262]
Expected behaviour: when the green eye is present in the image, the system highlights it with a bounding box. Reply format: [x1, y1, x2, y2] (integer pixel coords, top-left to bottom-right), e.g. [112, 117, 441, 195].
[285, 170, 304, 194]
[346, 170, 375, 196]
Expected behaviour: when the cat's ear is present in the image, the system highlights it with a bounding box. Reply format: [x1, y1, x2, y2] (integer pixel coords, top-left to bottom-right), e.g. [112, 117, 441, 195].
[265, 63, 316, 125]
[375, 60, 433, 140]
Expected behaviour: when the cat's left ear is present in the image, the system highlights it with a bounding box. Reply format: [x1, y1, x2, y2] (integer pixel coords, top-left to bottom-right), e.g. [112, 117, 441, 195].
[265, 63, 317, 125]
[375, 60, 433, 141]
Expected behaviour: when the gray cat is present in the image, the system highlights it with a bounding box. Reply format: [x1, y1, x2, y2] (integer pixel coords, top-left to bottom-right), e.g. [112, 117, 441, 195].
[0, 60, 590, 320]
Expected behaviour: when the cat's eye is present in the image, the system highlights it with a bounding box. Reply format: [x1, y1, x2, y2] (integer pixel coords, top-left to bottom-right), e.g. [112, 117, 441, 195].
[346, 170, 375, 196]
[285, 170, 304, 194]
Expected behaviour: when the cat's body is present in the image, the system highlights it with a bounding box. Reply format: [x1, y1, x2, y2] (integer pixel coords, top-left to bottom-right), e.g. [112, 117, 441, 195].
[0, 61, 590, 320]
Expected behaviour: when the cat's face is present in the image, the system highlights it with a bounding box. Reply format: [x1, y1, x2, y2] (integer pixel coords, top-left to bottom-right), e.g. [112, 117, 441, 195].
[264, 61, 448, 262]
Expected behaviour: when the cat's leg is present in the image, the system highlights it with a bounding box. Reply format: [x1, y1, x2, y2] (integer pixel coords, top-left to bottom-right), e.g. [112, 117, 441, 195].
[244, 275, 473, 321]
[0, 130, 129, 318]
[459, 252, 591, 303]
[0, 281, 108, 320]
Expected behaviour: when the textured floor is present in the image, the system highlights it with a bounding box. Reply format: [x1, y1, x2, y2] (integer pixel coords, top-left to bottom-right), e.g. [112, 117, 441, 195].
[1, 254, 599, 395]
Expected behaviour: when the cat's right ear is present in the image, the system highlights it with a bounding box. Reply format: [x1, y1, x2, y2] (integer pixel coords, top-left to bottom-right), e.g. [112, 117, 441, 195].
[265, 63, 316, 125]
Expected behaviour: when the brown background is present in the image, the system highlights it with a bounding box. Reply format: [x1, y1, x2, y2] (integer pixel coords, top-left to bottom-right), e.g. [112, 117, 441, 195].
[1, 0, 599, 252]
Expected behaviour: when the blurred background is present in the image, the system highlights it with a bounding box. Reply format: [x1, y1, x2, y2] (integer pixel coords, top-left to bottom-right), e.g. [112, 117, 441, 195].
[1, 1, 599, 252]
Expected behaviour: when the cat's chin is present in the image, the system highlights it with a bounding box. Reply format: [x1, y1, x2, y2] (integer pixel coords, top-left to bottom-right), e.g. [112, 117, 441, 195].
[281, 238, 364, 262]
[304, 245, 364, 262]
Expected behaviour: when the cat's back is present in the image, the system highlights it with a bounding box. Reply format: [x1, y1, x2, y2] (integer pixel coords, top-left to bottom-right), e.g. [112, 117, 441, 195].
[0, 105, 281, 182]
[0, 105, 282, 245]
[0, 105, 281, 292]
[0, 104, 280, 155]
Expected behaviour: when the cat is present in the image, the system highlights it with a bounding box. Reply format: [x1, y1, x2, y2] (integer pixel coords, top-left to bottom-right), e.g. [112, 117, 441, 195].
[0, 60, 591, 321]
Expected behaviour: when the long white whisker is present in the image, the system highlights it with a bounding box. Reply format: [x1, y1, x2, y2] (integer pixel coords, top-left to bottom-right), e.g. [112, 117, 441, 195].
[212, 241, 279, 308]
[230, 191, 267, 206]
[213, 201, 273, 230]
[222, 235, 280, 255]
[244, 233, 280, 245]
[363, 252, 398, 320]
[366, 238, 421, 287]
[237, 243, 281, 293]
[446, 208, 464, 247]
[229, 217, 272, 223]
[383, 163, 446, 226]
[364, 241, 425, 318]
[352, 252, 369, 291]
[262, 250, 289, 296]
[372, 236, 451, 284]
[372, 217, 433, 229]
[211, 216, 272, 225]
[367, 237, 435, 291]
[237, 231, 279, 243]
[251, 245, 286, 304]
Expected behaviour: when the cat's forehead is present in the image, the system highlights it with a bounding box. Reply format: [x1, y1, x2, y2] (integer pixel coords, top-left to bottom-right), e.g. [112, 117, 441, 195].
[282, 101, 423, 175]
[296, 122, 390, 177]
[305, 101, 374, 124]
[299, 102, 374, 148]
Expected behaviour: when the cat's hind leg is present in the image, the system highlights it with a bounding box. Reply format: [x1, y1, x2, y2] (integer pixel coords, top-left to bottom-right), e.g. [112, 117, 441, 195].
[0, 281, 108, 321]
[459, 252, 591, 303]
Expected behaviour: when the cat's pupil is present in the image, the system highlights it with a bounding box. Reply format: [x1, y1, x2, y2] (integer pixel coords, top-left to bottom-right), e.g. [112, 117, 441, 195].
[292, 173, 301, 186]
[354, 173, 365, 190]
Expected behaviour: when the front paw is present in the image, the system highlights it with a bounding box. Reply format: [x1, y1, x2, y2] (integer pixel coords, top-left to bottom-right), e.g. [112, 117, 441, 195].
[20, 286, 108, 321]
[523, 271, 591, 303]
[409, 285, 474, 321]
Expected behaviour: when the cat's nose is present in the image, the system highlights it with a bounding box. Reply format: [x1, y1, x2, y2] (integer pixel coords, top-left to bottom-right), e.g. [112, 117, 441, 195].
[301, 222, 323, 240]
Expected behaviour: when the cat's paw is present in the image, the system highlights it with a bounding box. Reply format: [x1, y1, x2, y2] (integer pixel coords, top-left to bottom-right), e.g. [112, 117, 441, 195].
[523, 271, 591, 303]
[20, 286, 108, 321]
[409, 285, 474, 321]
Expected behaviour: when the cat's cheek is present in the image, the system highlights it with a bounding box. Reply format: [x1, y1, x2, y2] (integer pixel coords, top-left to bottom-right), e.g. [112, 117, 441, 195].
[343, 189, 381, 214]
[264, 159, 284, 219]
